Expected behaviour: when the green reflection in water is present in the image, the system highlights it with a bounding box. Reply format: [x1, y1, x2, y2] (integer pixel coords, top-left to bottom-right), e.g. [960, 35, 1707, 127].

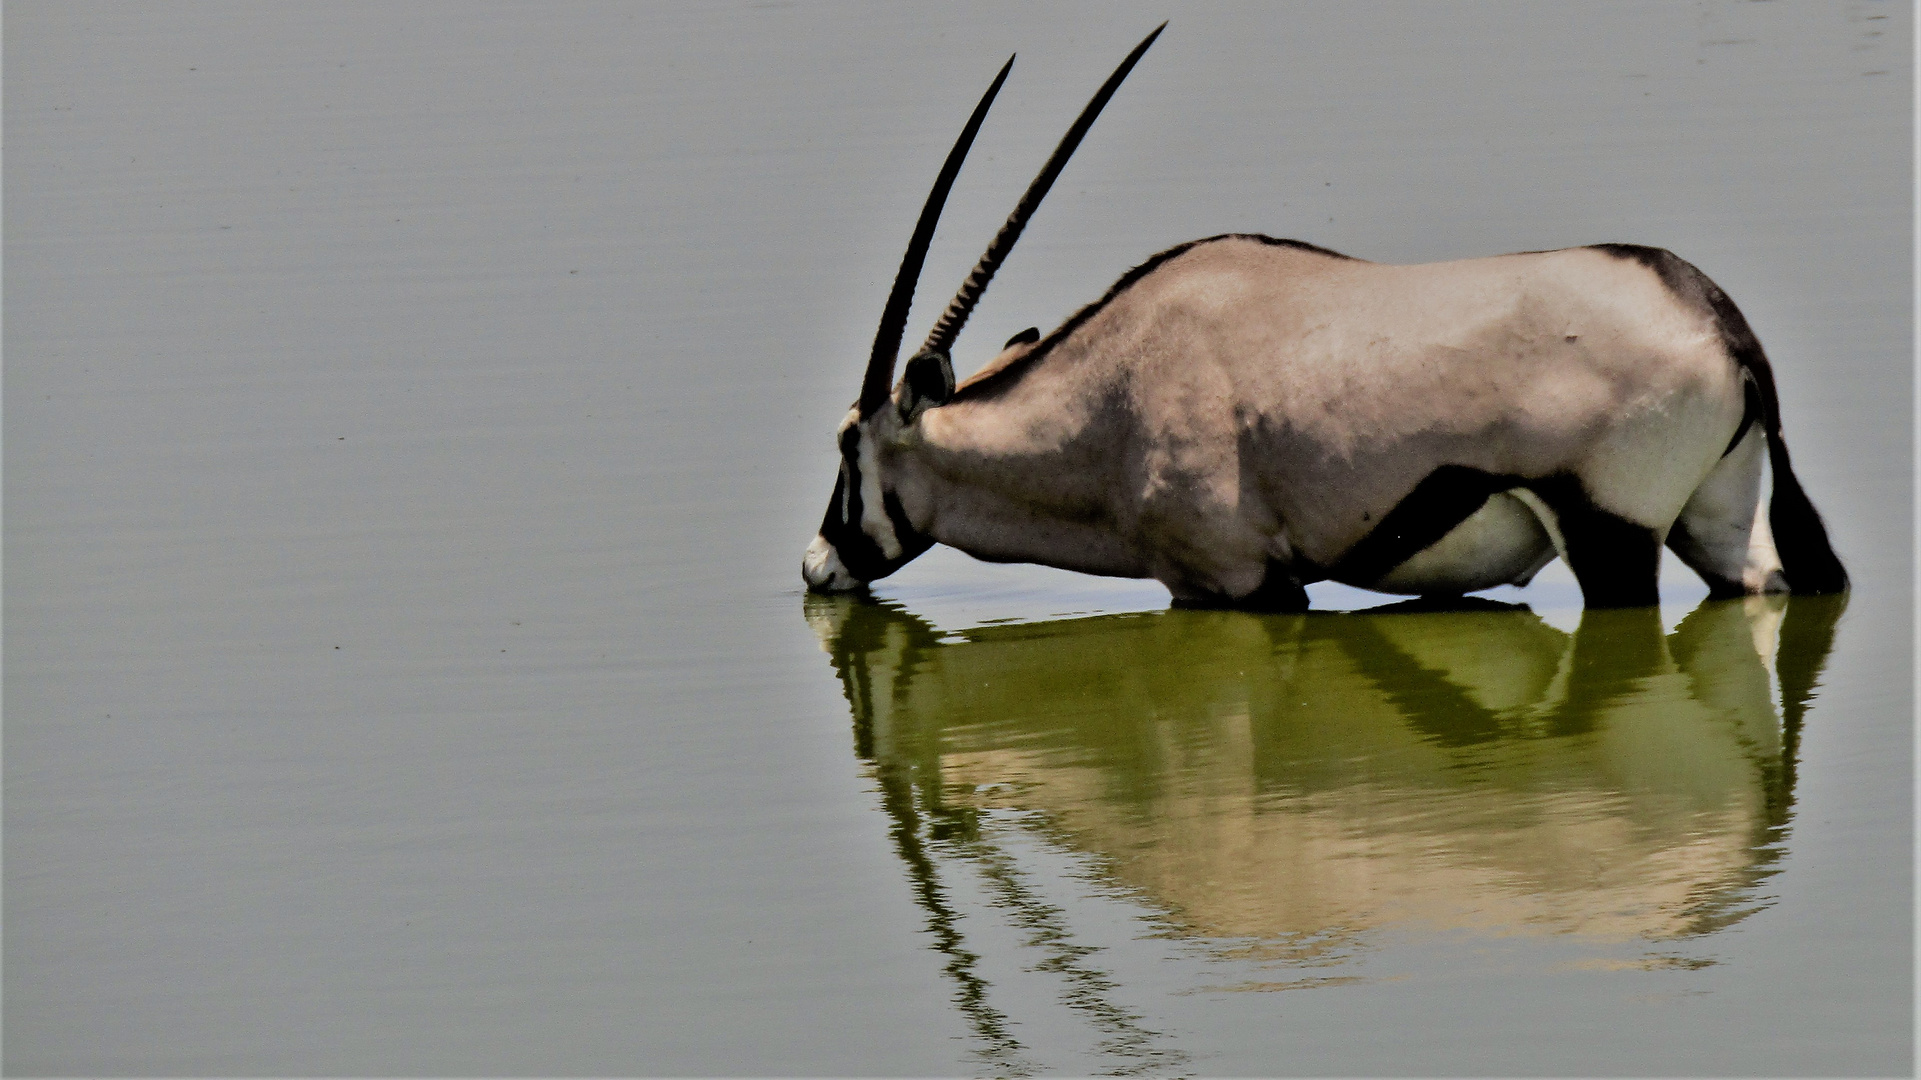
[805, 593, 1843, 1070]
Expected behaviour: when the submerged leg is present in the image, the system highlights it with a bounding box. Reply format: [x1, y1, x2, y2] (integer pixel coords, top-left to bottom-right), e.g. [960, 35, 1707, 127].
[1240, 560, 1311, 612]
[1168, 558, 1311, 612]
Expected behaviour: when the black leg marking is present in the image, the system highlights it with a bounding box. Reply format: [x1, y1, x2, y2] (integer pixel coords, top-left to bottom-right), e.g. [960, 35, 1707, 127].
[1530, 476, 1662, 608]
[1332, 465, 1518, 585]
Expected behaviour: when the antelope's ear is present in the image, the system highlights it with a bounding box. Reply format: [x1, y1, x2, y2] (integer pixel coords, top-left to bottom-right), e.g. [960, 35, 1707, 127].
[900, 350, 955, 421]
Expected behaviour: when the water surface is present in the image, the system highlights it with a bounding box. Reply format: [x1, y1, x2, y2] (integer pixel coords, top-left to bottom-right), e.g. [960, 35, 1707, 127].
[809, 594, 1844, 1073]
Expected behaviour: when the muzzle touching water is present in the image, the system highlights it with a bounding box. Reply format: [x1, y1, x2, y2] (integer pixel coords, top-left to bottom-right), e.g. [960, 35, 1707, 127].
[805, 464, 933, 591]
[803, 534, 862, 592]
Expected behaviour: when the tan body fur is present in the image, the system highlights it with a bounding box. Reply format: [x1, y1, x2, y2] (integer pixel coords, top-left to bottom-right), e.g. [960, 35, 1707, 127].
[880, 239, 1766, 602]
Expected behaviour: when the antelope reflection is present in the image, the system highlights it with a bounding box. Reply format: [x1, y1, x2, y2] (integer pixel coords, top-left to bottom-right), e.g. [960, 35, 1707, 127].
[810, 595, 1842, 956]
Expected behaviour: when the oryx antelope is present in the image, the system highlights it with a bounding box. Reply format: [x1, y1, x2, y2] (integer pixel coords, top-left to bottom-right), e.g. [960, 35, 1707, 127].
[802, 26, 1848, 610]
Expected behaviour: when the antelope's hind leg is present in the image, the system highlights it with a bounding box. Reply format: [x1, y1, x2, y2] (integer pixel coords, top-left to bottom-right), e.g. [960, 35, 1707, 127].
[1666, 425, 1785, 597]
[1527, 477, 1663, 609]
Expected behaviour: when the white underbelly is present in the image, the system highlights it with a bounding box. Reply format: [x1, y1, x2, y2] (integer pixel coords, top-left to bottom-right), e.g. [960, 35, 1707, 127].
[1364, 491, 1557, 595]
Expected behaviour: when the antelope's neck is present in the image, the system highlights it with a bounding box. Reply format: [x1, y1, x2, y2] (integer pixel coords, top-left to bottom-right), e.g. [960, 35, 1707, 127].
[889, 390, 1147, 579]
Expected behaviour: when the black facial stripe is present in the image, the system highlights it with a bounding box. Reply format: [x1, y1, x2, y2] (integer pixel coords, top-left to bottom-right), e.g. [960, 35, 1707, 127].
[819, 418, 934, 584]
[834, 426, 862, 533]
[817, 455, 931, 584]
[882, 491, 930, 560]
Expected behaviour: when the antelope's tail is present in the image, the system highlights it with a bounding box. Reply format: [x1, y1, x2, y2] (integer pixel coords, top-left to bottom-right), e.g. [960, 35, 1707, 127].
[1747, 361, 1849, 594]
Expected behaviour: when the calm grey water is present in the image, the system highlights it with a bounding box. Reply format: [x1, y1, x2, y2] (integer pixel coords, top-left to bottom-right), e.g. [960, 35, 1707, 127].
[5, 2, 1910, 1075]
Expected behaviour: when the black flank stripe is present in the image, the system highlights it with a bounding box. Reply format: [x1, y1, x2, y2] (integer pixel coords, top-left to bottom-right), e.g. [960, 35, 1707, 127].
[1332, 465, 1516, 587]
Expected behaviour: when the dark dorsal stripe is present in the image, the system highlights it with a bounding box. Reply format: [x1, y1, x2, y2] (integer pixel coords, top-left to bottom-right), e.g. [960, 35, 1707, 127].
[949, 233, 1353, 405]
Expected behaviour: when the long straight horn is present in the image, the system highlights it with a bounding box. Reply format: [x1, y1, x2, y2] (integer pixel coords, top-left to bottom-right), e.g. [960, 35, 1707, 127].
[859, 55, 1016, 419]
[919, 23, 1166, 359]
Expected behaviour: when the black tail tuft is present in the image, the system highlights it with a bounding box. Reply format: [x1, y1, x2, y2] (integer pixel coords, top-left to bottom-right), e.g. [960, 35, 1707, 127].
[1727, 321, 1847, 595]
[1765, 436, 1849, 594]
[1736, 340, 1847, 594]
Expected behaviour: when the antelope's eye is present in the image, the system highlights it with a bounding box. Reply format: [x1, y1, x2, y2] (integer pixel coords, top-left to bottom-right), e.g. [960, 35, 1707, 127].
[839, 426, 860, 458]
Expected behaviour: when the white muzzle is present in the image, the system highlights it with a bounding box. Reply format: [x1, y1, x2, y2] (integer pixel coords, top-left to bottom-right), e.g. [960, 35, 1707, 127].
[802, 534, 861, 592]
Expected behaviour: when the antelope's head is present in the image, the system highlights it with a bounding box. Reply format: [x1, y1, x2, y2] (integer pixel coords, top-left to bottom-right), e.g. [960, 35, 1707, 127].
[804, 25, 1164, 593]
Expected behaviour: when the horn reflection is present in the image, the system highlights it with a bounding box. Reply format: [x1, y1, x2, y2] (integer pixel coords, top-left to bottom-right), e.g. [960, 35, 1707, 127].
[806, 592, 1842, 1042]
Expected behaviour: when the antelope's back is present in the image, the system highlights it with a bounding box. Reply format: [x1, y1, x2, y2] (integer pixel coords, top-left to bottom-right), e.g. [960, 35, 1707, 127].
[1103, 236, 1738, 437]
[1022, 234, 1752, 559]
